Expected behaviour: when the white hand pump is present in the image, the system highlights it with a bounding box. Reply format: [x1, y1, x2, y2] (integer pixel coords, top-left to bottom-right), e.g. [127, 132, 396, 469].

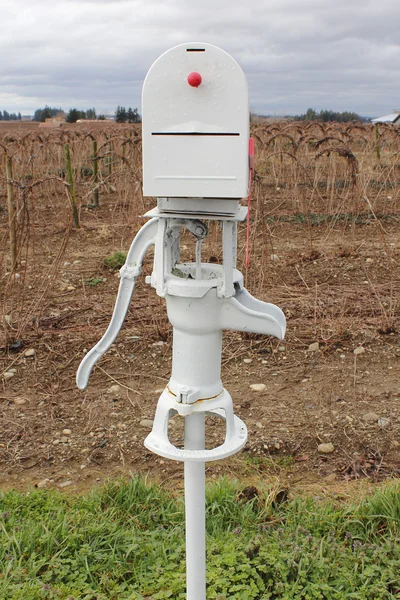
[77, 42, 286, 600]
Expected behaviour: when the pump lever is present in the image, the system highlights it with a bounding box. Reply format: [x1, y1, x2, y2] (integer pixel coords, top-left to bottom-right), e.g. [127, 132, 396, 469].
[76, 218, 159, 390]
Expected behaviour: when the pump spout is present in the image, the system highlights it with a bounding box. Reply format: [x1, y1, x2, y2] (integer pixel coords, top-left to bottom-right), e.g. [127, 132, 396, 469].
[221, 287, 286, 339]
[76, 218, 159, 390]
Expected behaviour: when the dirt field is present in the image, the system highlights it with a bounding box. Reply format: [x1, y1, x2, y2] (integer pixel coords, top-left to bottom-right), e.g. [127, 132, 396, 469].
[0, 121, 399, 495]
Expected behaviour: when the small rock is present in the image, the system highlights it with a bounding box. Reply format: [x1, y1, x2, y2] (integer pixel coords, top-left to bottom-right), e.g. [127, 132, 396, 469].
[152, 341, 165, 346]
[301, 378, 308, 383]
[340, 354, 346, 359]
[318, 443, 335, 454]
[243, 358, 252, 364]
[66, 285, 76, 291]
[278, 346, 286, 352]
[362, 412, 379, 423]
[3, 372, 15, 381]
[73, 260, 81, 264]
[24, 348, 35, 357]
[107, 384, 121, 395]
[37, 478, 52, 489]
[308, 342, 320, 352]
[13, 397, 26, 405]
[354, 346, 365, 356]
[140, 419, 154, 428]
[9, 368, 17, 373]
[154, 388, 165, 394]
[392, 440, 399, 448]
[378, 417, 391, 429]
[250, 383, 266, 392]
[366, 258, 373, 263]
[62, 429, 72, 436]
[60, 436, 69, 443]
[52, 439, 60, 445]
[63, 261, 71, 266]
[58, 480, 73, 488]
[4, 314, 13, 325]
[270, 254, 279, 261]
[255, 422, 263, 429]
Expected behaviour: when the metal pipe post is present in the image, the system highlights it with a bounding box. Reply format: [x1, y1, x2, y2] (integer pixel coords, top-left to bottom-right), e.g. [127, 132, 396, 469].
[184, 413, 206, 600]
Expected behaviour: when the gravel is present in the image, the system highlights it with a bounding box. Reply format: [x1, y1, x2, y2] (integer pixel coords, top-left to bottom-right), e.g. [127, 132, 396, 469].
[308, 342, 320, 352]
[318, 442, 335, 454]
[250, 384, 266, 392]
[362, 412, 380, 423]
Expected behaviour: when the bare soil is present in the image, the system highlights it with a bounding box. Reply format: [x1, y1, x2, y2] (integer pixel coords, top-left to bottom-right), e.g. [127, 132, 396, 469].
[1, 120, 399, 497]
[1, 198, 399, 496]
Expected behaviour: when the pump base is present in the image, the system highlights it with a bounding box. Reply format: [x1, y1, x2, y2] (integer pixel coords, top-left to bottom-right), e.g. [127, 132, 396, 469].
[144, 388, 247, 462]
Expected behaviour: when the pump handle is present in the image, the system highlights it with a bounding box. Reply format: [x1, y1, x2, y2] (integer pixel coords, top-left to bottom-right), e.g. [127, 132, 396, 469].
[76, 218, 159, 390]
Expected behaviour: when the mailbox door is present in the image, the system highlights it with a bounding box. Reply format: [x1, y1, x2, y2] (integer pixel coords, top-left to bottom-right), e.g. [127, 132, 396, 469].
[142, 42, 249, 199]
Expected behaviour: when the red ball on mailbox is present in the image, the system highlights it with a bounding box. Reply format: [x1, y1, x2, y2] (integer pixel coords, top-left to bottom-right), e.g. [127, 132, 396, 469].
[187, 72, 202, 87]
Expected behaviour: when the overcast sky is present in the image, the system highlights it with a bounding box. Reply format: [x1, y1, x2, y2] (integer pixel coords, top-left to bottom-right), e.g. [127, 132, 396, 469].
[1, 0, 399, 117]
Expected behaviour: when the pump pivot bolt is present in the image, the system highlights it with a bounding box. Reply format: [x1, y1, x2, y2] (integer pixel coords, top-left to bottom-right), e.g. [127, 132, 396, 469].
[187, 72, 202, 87]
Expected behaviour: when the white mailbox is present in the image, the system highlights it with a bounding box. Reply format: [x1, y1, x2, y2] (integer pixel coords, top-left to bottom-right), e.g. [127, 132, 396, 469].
[142, 42, 249, 200]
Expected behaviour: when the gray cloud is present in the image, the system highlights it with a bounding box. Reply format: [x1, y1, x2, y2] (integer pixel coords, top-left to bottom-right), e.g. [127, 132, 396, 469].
[1, 0, 399, 116]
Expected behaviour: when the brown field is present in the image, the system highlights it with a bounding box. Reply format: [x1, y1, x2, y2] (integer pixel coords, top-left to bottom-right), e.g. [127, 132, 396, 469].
[0, 121, 399, 494]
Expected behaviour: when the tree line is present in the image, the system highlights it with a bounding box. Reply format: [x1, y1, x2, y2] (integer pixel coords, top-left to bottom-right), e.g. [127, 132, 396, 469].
[294, 108, 363, 123]
[0, 111, 22, 121]
[3, 105, 365, 124]
[114, 106, 141, 123]
[32, 106, 102, 123]
[31, 105, 141, 123]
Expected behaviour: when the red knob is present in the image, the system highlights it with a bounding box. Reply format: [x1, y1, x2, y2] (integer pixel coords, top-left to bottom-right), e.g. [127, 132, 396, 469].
[187, 72, 202, 88]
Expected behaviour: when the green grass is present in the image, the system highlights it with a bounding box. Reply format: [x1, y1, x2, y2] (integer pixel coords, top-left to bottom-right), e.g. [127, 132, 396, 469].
[86, 277, 104, 287]
[0, 478, 399, 599]
[103, 252, 127, 271]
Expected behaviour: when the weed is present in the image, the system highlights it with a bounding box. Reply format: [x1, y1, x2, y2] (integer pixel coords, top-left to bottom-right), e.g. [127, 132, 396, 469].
[0, 477, 399, 599]
[103, 251, 127, 271]
[86, 277, 104, 287]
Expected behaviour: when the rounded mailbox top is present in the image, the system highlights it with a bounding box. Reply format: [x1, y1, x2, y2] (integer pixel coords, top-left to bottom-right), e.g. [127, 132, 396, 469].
[142, 42, 249, 199]
[187, 71, 202, 88]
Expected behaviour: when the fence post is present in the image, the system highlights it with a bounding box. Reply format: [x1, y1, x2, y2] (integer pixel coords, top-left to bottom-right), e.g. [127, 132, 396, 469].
[64, 143, 80, 228]
[92, 139, 99, 207]
[375, 123, 381, 161]
[6, 155, 17, 270]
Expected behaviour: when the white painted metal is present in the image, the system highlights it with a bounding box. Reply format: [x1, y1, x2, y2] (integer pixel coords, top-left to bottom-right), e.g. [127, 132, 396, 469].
[145, 204, 248, 222]
[157, 197, 240, 216]
[76, 41, 287, 600]
[184, 413, 206, 600]
[144, 389, 247, 461]
[76, 211, 285, 596]
[142, 42, 249, 200]
[76, 218, 158, 390]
